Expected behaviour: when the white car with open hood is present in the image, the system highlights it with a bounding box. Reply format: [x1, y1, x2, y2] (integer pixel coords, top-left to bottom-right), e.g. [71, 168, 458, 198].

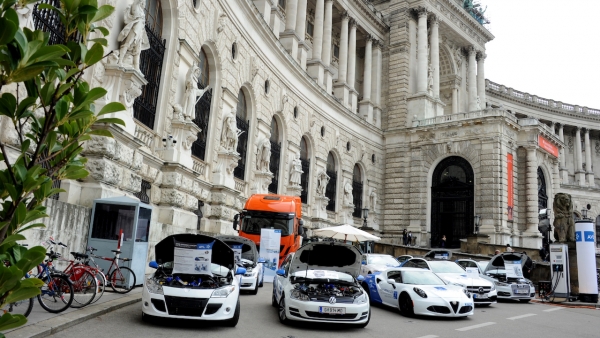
[272, 242, 370, 327]
[142, 234, 247, 326]
[216, 235, 264, 294]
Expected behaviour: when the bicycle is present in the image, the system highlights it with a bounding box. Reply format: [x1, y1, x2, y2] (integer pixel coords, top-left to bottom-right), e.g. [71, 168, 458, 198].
[74, 248, 107, 304]
[35, 248, 75, 313]
[58, 252, 99, 308]
[1, 253, 34, 317]
[88, 247, 136, 294]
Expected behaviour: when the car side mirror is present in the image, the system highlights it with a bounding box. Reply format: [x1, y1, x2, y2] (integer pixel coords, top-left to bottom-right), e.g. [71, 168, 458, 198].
[357, 275, 365, 282]
[362, 261, 367, 265]
[258, 258, 266, 263]
[232, 214, 239, 231]
[149, 261, 159, 269]
[235, 267, 246, 275]
[276, 269, 286, 276]
[387, 279, 395, 284]
[298, 226, 304, 236]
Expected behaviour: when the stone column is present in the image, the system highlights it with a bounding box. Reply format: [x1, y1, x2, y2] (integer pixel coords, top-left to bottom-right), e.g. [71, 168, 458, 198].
[584, 128, 595, 186]
[467, 46, 478, 111]
[347, 19, 358, 112]
[322, 0, 334, 93]
[372, 40, 382, 128]
[452, 88, 458, 114]
[280, 0, 300, 62]
[333, 13, 350, 107]
[307, 0, 325, 86]
[359, 35, 373, 123]
[558, 124, 568, 183]
[430, 16, 440, 98]
[524, 147, 542, 247]
[416, 8, 428, 94]
[408, 18, 417, 95]
[459, 51, 468, 112]
[477, 52, 487, 108]
[575, 127, 585, 185]
[296, 0, 308, 69]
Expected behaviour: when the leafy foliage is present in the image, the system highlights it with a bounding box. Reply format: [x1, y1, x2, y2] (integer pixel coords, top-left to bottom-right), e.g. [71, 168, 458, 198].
[0, 0, 123, 334]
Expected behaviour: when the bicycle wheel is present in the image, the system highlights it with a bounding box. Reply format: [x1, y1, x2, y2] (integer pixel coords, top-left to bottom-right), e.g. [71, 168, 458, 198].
[109, 266, 136, 294]
[1, 298, 34, 317]
[69, 268, 97, 308]
[37, 273, 74, 313]
[90, 270, 106, 304]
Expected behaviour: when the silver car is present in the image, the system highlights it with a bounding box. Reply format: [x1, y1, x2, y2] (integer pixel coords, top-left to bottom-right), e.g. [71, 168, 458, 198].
[478, 253, 536, 302]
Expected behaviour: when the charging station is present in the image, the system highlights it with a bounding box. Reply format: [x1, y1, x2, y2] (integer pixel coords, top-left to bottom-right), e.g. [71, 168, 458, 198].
[549, 243, 570, 300]
[575, 219, 599, 303]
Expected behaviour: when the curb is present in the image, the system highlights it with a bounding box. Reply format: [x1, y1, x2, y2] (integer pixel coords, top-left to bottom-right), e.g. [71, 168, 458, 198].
[6, 294, 142, 338]
[531, 298, 600, 309]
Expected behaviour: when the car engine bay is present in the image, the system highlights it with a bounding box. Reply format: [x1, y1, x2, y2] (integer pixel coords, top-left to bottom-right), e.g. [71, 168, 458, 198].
[293, 281, 363, 298]
[152, 268, 232, 289]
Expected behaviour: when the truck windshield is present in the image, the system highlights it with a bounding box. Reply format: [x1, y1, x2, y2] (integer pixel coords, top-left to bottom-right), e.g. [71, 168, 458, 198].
[241, 211, 294, 236]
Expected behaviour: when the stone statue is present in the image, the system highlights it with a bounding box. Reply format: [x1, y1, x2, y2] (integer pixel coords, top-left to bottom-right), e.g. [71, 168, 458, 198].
[369, 188, 377, 211]
[220, 110, 241, 152]
[343, 180, 353, 206]
[117, 0, 150, 70]
[427, 63, 434, 94]
[316, 170, 330, 196]
[256, 137, 271, 172]
[553, 193, 575, 242]
[182, 65, 211, 122]
[476, 96, 482, 110]
[290, 152, 303, 186]
[121, 81, 142, 109]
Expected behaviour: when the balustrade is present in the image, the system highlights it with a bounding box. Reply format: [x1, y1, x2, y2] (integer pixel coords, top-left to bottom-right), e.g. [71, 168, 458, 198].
[234, 178, 247, 194]
[134, 121, 156, 149]
[192, 157, 207, 177]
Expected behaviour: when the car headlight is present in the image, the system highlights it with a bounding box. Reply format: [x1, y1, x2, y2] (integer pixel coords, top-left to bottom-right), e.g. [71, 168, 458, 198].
[211, 285, 236, 298]
[490, 284, 496, 291]
[145, 277, 163, 295]
[413, 287, 428, 298]
[452, 282, 466, 288]
[290, 290, 310, 301]
[354, 292, 368, 304]
[494, 281, 509, 287]
[463, 288, 471, 298]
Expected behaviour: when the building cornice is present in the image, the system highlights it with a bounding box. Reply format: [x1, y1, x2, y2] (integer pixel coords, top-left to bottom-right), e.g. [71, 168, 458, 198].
[345, 0, 390, 34]
[426, 0, 494, 46]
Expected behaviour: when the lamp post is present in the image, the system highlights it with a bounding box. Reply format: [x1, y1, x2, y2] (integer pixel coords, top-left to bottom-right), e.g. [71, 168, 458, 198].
[362, 208, 369, 229]
[474, 215, 481, 234]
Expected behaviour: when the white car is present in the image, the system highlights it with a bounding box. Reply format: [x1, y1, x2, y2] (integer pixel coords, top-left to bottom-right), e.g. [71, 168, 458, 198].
[362, 267, 474, 317]
[142, 234, 246, 326]
[360, 254, 401, 275]
[402, 258, 497, 306]
[217, 235, 265, 294]
[272, 242, 370, 327]
[479, 252, 536, 302]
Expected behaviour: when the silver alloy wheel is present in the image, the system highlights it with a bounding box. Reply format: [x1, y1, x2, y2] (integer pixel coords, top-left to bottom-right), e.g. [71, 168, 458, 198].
[278, 297, 287, 322]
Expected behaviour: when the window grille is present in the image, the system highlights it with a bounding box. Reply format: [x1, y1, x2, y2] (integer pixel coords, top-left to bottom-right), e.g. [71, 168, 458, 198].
[134, 180, 151, 204]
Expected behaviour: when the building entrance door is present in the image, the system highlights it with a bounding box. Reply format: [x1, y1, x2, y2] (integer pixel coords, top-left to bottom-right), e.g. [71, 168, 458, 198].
[431, 156, 474, 248]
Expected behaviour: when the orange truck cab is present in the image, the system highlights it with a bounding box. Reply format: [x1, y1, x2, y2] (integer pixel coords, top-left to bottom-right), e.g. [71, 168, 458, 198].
[233, 194, 305, 263]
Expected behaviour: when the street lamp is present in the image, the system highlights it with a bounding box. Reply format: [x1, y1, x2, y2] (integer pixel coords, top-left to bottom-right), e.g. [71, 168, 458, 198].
[362, 208, 369, 228]
[581, 203, 591, 219]
[474, 215, 481, 234]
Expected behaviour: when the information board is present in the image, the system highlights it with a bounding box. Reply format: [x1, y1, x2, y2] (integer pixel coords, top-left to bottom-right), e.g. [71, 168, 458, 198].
[504, 260, 523, 278]
[173, 241, 214, 275]
[231, 244, 243, 264]
[259, 229, 281, 282]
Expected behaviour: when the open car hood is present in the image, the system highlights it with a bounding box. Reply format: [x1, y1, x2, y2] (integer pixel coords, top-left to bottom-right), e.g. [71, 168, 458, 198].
[215, 235, 258, 264]
[484, 252, 531, 272]
[155, 234, 234, 270]
[290, 242, 362, 277]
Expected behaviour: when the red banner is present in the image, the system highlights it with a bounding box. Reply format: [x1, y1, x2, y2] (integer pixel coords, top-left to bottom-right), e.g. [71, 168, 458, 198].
[538, 135, 559, 158]
[507, 153, 514, 221]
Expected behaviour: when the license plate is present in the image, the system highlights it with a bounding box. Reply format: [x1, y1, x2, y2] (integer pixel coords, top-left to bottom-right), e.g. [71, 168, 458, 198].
[319, 306, 346, 315]
[515, 289, 528, 294]
[474, 294, 488, 299]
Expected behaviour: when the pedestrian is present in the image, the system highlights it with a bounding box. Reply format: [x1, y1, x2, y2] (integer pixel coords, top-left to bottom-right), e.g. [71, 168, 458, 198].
[407, 231, 413, 246]
[505, 243, 513, 252]
[494, 249, 500, 255]
[402, 229, 408, 246]
[440, 235, 447, 248]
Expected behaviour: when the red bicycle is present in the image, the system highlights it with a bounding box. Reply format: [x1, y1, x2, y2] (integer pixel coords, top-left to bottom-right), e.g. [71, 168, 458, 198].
[88, 248, 136, 294]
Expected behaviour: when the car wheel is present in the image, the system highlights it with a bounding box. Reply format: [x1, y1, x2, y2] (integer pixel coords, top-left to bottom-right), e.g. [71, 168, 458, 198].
[519, 299, 531, 303]
[223, 300, 240, 327]
[399, 293, 414, 317]
[278, 295, 289, 324]
[272, 289, 278, 307]
[251, 279, 259, 295]
[258, 274, 264, 287]
[355, 309, 371, 328]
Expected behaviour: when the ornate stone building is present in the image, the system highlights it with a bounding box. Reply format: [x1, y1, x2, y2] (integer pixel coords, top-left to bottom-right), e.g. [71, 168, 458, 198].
[5, 0, 600, 251]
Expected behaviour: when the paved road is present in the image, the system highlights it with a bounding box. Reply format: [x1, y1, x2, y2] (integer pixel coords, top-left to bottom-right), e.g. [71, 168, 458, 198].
[50, 286, 600, 338]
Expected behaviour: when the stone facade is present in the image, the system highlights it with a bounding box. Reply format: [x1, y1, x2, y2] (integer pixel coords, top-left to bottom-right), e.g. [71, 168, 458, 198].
[3, 0, 599, 251]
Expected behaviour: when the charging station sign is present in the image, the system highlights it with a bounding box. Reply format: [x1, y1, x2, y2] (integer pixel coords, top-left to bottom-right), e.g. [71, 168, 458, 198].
[575, 221, 598, 297]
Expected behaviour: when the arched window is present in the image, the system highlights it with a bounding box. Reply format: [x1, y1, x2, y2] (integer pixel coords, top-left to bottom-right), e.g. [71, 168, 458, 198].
[326, 152, 337, 211]
[133, 0, 166, 129]
[300, 137, 310, 203]
[268, 118, 281, 194]
[352, 165, 363, 217]
[191, 48, 212, 160]
[234, 90, 250, 180]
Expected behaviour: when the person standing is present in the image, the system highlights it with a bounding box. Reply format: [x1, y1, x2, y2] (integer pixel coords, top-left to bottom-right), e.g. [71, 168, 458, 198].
[440, 235, 447, 248]
[407, 231, 413, 246]
[505, 244, 513, 252]
[402, 229, 408, 246]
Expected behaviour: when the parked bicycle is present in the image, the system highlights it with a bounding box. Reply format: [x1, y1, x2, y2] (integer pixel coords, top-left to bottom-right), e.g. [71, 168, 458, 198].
[35, 246, 75, 313]
[87, 247, 136, 294]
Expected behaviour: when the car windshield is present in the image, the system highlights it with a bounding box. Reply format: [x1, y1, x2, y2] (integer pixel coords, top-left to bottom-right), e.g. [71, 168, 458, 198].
[428, 261, 467, 274]
[477, 261, 490, 271]
[401, 270, 445, 285]
[241, 211, 294, 236]
[368, 255, 399, 266]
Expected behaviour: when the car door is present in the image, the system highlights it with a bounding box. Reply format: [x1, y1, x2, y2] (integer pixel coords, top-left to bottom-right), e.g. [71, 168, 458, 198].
[378, 270, 401, 306]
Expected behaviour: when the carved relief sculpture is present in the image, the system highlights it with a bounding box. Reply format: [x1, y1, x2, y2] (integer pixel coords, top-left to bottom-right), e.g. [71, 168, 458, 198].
[117, 0, 150, 70]
[220, 110, 241, 152]
[343, 180, 353, 206]
[427, 63, 434, 94]
[369, 188, 377, 211]
[256, 137, 271, 172]
[120, 80, 142, 109]
[316, 170, 330, 196]
[553, 193, 575, 242]
[290, 152, 303, 186]
[182, 65, 211, 122]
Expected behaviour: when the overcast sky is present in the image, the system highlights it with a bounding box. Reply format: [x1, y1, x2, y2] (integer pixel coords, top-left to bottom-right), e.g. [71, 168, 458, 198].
[483, 0, 600, 109]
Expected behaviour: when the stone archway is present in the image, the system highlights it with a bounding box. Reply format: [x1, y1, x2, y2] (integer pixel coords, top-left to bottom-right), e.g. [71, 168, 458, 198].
[431, 156, 474, 248]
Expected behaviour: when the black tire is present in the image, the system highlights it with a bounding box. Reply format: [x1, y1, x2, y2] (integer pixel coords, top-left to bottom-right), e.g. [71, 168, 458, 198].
[69, 269, 98, 308]
[2, 298, 34, 318]
[250, 279, 259, 295]
[38, 273, 74, 313]
[272, 289, 278, 307]
[399, 293, 414, 317]
[223, 299, 240, 327]
[355, 309, 371, 328]
[258, 271, 264, 287]
[109, 266, 136, 294]
[90, 271, 106, 304]
[278, 294, 289, 324]
[519, 299, 531, 303]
